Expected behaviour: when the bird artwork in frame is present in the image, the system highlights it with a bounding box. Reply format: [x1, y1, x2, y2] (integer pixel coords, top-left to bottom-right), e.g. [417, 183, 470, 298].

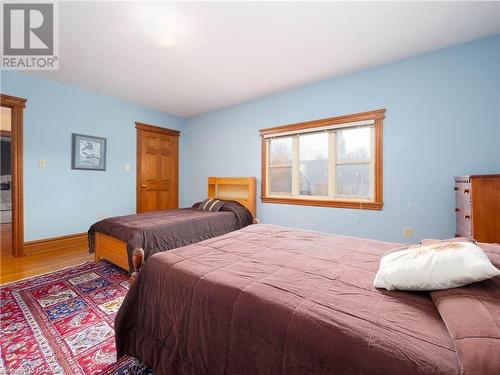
[71, 133, 107, 171]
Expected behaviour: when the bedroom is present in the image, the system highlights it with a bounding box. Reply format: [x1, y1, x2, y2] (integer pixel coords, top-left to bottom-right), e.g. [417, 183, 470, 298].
[1, 1, 499, 374]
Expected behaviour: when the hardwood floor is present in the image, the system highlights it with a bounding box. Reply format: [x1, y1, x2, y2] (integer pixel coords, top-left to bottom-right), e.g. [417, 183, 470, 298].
[1, 223, 12, 256]
[0, 229, 94, 284]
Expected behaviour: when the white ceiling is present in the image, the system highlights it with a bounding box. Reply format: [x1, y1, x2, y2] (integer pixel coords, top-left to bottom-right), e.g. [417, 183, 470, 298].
[28, 1, 500, 117]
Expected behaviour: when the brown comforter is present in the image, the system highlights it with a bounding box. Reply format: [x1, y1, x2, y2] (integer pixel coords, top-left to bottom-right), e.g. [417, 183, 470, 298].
[430, 243, 500, 375]
[88, 201, 252, 271]
[115, 224, 500, 375]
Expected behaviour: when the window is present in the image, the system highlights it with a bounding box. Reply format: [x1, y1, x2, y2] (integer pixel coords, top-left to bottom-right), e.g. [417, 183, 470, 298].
[260, 109, 384, 210]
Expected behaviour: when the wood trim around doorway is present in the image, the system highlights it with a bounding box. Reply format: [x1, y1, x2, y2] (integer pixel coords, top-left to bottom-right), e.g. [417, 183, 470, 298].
[1, 94, 27, 257]
[135, 122, 181, 137]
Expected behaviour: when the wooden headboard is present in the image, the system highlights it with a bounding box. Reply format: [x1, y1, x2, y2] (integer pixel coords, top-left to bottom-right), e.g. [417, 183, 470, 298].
[208, 177, 256, 219]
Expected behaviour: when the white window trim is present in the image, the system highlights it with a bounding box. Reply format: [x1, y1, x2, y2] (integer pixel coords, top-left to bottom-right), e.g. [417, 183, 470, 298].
[266, 125, 375, 202]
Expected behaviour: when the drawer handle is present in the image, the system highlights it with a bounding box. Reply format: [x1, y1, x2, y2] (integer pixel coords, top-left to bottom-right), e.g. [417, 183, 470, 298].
[464, 215, 471, 219]
[464, 189, 470, 193]
[455, 208, 459, 212]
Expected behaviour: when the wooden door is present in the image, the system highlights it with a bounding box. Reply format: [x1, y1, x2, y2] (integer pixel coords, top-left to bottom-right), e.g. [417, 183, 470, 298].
[136, 122, 180, 213]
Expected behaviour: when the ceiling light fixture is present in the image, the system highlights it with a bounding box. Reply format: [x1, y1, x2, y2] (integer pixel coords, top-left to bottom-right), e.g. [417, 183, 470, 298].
[137, 21, 179, 49]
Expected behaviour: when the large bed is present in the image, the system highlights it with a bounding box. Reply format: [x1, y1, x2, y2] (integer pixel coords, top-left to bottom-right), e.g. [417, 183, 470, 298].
[89, 177, 256, 271]
[115, 224, 500, 375]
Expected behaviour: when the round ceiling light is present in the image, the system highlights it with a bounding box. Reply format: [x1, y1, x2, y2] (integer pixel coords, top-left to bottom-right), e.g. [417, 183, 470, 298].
[137, 21, 178, 49]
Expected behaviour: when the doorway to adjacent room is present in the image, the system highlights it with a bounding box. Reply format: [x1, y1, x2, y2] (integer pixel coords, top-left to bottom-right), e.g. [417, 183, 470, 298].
[0, 94, 26, 258]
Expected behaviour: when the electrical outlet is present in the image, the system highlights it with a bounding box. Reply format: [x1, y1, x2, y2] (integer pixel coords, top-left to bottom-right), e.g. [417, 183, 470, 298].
[125, 164, 131, 171]
[38, 160, 46, 168]
[403, 227, 412, 238]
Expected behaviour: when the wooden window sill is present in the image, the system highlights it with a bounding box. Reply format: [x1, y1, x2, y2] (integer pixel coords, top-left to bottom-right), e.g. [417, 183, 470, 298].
[261, 196, 383, 210]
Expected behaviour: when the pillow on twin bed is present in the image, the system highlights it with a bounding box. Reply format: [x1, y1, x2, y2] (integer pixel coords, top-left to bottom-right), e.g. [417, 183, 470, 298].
[374, 241, 500, 291]
[197, 198, 225, 212]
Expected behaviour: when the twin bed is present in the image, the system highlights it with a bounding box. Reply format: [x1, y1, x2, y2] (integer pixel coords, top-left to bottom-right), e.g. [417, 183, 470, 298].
[88, 176, 500, 374]
[89, 177, 256, 271]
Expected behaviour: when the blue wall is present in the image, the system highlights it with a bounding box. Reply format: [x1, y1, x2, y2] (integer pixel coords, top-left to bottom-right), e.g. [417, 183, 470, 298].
[2, 35, 498, 243]
[184, 35, 500, 243]
[0, 72, 185, 241]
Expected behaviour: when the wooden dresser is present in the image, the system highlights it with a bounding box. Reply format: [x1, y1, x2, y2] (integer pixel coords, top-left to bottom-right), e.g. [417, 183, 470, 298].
[454, 174, 500, 243]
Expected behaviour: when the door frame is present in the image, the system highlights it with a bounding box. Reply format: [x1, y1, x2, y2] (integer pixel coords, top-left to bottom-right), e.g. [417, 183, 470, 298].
[1, 94, 27, 257]
[135, 122, 180, 213]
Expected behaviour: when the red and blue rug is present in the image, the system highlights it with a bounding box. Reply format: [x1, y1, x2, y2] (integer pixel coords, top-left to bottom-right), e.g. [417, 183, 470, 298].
[0, 260, 152, 374]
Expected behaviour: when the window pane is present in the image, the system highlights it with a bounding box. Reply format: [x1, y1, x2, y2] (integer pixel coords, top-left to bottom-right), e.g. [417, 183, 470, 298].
[269, 166, 292, 194]
[299, 132, 328, 196]
[269, 137, 292, 165]
[336, 127, 370, 162]
[336, 163, 370, 197]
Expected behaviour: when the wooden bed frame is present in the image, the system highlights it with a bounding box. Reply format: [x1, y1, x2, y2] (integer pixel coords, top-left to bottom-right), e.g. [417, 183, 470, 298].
[95, 176, 256, 273]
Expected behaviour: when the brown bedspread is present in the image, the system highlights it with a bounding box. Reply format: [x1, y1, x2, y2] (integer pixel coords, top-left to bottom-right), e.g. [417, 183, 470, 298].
[88, 201, 252, 271]
[115, 224, 500, 374]
[430, 242, 500, 375]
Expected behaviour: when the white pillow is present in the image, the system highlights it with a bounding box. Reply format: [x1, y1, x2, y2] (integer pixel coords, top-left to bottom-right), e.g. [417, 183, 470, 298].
[374, 242, 500, 291]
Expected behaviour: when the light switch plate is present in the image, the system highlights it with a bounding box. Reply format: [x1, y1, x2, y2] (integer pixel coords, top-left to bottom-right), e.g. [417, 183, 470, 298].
[125, 164, 131, 171]
[38, 160, 46, 168]
[403, 227, 412, 238]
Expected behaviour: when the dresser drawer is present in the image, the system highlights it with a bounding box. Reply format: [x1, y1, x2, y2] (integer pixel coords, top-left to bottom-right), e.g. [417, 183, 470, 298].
[454, 182, 471, 201]
[456, 219, 472, 238]
[455, 192, 472, 238]
[455, 195, 471, 215]
[456, 209, 472, 238]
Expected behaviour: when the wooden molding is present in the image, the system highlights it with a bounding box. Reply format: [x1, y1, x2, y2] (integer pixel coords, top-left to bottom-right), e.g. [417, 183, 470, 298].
[24, 233, 88, 256]
[261, 197, 383, 210]
[467, 174, 500, 179]
[1, 93, 26, 257]
[136, 126, 142, 213]
[259, 108, 386, 136]
[260, 109, 384, 210]
[135, 122, 181, 137]
[261, 136, 267, 207]
[0, 94, 27, 108]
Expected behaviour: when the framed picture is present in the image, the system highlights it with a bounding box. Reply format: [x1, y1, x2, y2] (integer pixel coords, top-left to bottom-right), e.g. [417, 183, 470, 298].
[71, 133, 107, 171]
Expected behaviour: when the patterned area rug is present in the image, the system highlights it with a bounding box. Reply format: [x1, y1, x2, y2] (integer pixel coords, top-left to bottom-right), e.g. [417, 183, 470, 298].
[0, 260, 152, 374]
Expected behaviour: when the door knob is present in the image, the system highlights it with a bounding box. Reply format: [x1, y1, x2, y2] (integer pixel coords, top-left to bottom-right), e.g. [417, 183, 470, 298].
[142, 184, 147, 188]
